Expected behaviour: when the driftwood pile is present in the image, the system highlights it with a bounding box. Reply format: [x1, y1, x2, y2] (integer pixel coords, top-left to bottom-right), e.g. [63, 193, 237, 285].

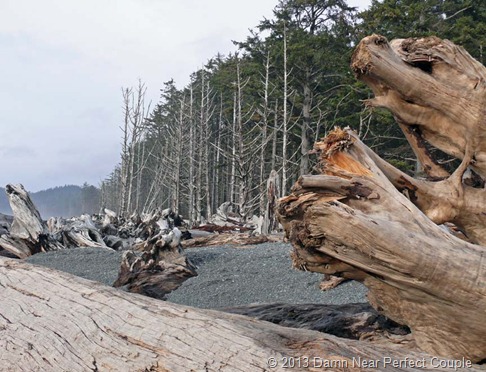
[2, 33, 485, 368]
[0, 184, 196, 299]
[185, 196, 282, 247]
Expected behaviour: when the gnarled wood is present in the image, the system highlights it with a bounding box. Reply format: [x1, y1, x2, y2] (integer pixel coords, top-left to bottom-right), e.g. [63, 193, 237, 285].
[351, 35, 486, 178]
[277, 128, 486, 362]
[276, 36, 486, 361]
[1, 258, 482, 371]
[113, 227, 197, 300]
[224, 303, 410, 342]
[350, 35, 486, 245]
[0, 184, 63, 258]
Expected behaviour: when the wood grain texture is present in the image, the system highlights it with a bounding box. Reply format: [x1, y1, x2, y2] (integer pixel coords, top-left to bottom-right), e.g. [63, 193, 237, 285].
[278, 127, 486, 362]
[1, 258, 482, 371]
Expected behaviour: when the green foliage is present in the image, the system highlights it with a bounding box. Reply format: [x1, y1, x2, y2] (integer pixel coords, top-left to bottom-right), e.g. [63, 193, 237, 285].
[386, 158, 415, 173]
[358, 0, 486, 63]
[102, 0, 485, 219]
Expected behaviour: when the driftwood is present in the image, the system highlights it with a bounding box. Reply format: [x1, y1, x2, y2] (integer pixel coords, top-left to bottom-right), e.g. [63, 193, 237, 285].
[224, 302, 410, 342]
[204, 201, 265, 234]
[0, 185, 112, 257]
[352, 34, 486, 245]
[261, 169, 281, 235]
[1, 257, 482, 372]
[278, 35, 486, 363]
[0, 186, 196, 300]
[319, 275, 348, 291]
[182, 232, 282, 248]
[278, 128, 486, 362]
[113, 227, 197, 300]
[194, 223, 253, 233]
[0, 185, 194, 258]
[0, 184, 63, 258]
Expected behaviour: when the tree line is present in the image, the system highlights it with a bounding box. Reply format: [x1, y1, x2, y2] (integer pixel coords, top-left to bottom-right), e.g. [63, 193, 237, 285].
[100, 0, 485, 225]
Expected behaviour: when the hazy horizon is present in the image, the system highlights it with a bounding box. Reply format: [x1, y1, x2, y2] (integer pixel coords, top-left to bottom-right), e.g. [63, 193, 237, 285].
[1, 0, 370, 193]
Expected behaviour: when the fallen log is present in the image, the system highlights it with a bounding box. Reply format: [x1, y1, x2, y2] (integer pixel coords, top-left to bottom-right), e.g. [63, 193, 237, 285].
[224, 302, 410, 342]
[182, 232, 282, 248]
[194, 224, 253, 233]
[1, 257, 482, 371]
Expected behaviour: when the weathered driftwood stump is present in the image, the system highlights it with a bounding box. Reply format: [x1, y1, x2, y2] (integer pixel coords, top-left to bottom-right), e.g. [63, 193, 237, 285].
[114, 222, 197, 300]
[1, 258, 482, 371]
[0, 185, 113, 257]
[277, 34, 486, 363]
[0, 184, 63, 258]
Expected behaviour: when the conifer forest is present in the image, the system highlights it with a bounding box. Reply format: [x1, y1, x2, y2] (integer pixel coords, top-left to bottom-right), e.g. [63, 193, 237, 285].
[100, 0, 485, 225]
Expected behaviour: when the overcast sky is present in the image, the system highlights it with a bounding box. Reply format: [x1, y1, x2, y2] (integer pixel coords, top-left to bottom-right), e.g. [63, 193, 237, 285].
[0, 0, 370, 192]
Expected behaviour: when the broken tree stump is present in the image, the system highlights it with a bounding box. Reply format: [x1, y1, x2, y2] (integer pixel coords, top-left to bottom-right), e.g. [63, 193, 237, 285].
[277, 34, 486, 362]
[277, 128, 486, 362]
[0, 184, 63, 258]
[114, 224, 197, 300]
[262, 169, 281, 235]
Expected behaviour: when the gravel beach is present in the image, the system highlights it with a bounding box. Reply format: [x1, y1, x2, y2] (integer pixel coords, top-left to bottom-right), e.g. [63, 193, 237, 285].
[26, 242, 367, 309]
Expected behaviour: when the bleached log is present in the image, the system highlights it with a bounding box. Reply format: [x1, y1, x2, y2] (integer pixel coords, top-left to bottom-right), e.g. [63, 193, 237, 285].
[0, 258, 481, 372]
[182, 232, 281, 248]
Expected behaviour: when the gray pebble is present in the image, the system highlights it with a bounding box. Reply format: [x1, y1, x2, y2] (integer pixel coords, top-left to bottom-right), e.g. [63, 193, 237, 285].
[25, 242, 368, 309]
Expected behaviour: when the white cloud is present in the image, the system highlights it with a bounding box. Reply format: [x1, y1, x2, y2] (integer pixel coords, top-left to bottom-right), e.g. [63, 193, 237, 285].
[0, 0, 370, 191]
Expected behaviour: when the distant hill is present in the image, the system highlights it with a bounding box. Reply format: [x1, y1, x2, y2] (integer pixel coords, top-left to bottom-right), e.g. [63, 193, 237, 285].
[0, 184, 100, 219]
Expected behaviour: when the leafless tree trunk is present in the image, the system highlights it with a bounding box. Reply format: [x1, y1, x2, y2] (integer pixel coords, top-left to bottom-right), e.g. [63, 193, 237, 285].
[282, 23, 290, 196]
[170, 96, 185, 213]
[259, 51, 272, 215]
[300, 69, 312, 175]
[188, 85, 196, 225]
[271, 99, 279, 173]
[119, 87, 131, 215]
[200, 72, 213, 220]
[119, 81, 149, 216]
